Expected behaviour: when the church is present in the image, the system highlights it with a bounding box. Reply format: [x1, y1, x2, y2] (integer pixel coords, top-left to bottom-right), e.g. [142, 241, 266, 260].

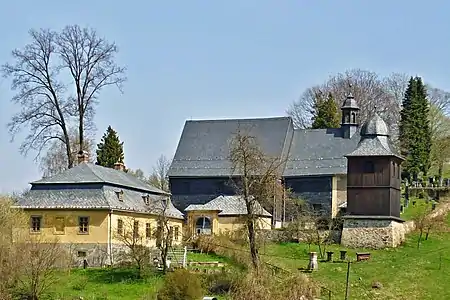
[167, 93, 362, 221]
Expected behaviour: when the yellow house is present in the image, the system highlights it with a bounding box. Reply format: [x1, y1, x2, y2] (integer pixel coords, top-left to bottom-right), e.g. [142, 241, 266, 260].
[185, 195, 272, 236]
[14, 152, 184, 266]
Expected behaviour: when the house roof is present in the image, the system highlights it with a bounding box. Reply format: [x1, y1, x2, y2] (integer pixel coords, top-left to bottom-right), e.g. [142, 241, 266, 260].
[15, 185, 184, 219]
[185, 195, 272, 217]
[32, 162, 169, 195]
[168, 117, 293, 177]
[283, 128, 360, 176]
[16, 162, 183, 219]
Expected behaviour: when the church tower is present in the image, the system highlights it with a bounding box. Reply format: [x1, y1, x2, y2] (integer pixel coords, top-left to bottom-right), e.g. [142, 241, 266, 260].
[341, 92, 360, 138]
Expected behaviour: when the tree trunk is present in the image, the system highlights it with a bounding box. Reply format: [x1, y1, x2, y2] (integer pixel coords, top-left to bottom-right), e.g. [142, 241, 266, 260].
[62, 127, 73, 168]
[247, 218, 259, 271]
[417, 230, 423, 249]
[79, 111, 84, 155]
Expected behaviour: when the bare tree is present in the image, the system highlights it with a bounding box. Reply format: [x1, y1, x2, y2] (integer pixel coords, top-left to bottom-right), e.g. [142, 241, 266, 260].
[0, 197, 68, 300]
[56, 25, 126, 154]
[17, 237, 68, 300]
[114, 197, 175, 275]
[287, 70, 409, 139]
[39, 128, 95, 177]
[154, 197, 175, 274]
[2, 25, 126, 167]
[0, 196, 28, 299]
[128, 168, 147, 181]
[229, 130, 286, 271]
[114, 217, 152, 278]
[148, 155, 172, 192]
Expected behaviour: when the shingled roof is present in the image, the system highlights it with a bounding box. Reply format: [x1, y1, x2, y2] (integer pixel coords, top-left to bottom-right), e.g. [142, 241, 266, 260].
[284, 128, 360, 176]
[32, 162, 169, 195]
[168, 117, 293, 177]
[168, 116, 362, 178]
[16, 163, 183, 219]
[346, 111, 403, 159]
[185, 195, 271, 217]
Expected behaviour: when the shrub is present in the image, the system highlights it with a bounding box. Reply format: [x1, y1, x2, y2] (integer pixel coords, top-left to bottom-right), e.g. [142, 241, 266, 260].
[71, 275, 88, 291]
[157, 269, 203, 300]
[203, 271, 239, 295]
[230, 269, 318, 300]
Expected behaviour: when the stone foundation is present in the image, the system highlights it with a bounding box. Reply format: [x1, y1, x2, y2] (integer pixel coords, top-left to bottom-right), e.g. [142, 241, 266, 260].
[341, 216, 405, 249]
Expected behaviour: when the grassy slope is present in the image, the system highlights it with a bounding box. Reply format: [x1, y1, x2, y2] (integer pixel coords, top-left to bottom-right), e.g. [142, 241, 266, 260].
[261, 215, 450, 300]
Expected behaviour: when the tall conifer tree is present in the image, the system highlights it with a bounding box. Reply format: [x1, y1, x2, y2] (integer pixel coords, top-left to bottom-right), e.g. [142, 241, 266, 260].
[96, 126, 125, 168]
[311, 93, 340, 129]
[399, 77, 431, 180]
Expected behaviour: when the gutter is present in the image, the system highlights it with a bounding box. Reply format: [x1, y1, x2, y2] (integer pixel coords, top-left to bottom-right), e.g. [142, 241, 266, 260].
[108, 210, 113, 265]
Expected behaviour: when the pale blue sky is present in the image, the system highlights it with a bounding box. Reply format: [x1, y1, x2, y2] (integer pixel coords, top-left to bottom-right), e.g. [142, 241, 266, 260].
[0, 0, 449, 193]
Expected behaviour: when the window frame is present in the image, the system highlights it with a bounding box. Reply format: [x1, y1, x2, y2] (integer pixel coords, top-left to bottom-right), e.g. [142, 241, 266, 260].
[78, 216, 90, 235]
[174, 226, 179, 241]
[145, 223, 151, 239]
[133, 220, 139, 238]
[30, 215, 42, 233]
[117, 219, 123, 235]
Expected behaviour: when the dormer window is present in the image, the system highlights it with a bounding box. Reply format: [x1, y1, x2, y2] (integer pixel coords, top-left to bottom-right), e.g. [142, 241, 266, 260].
[115, 190, 124, 202]
[142, 195, 150, 206]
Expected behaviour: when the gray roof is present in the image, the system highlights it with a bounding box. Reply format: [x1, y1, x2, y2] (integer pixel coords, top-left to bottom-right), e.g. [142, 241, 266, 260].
[341, 94, 360, 110]
[168, 117, 293, 177]
[169, 113, 400, 178]
[360, 112, 389, 136]
[15, 186, 184, 219]
[283, 128, 360, 176]
[185, 195, 272, 217]
[33, 163, 169, 195]
[346, 112, 403, 159]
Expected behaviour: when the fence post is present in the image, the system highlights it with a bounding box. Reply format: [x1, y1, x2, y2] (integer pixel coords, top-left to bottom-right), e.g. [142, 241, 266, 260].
[182, 246, 187, 268]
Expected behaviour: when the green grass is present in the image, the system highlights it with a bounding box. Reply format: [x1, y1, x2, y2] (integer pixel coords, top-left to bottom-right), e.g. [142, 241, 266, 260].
[49, 268, 164, 300]
[400, 197, 431, 220]
[260, 232, 450, 300]
[44, 254, 232, 300]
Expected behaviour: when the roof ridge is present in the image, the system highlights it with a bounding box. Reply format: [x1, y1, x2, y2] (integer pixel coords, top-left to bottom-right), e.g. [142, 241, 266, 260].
[84, 163, 108, 183]
[186, 116, 291, 123]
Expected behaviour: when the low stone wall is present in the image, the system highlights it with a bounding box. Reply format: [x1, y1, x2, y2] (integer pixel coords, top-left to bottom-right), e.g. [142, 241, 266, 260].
[341, 217, 405, 249]
[259, 229, 341, 244]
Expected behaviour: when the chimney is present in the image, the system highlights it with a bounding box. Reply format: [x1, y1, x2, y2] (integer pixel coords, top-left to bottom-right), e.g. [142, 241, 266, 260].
[114, 161, 125, 172]
[77, 151, 89, 164]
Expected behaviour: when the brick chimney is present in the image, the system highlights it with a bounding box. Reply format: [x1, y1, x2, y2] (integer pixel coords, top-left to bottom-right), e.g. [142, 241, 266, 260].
[114, 161, 125, 171]
[77, 151, 89, 164]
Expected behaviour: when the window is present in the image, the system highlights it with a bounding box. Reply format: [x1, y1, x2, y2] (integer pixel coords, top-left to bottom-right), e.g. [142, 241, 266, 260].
[363, 161, 375, 173]
[174, 226, 179, 241]
[117, 219, 123, 235]
[133, 221, 139, 238]
[146, 223, 151, 239]
[351, 112, 356, 123]
[142, 195, 150, 206]
[78, 217, 89, 234]
[169, 226, 174, 240]
[115, 190, 124, 201]
[77, 251, 87, 257]
[54, 217, 65, 234]
[30, 216, 42, 233]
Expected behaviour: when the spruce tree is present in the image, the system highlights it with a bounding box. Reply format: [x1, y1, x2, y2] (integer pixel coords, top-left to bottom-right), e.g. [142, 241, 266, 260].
[399, 77, 431, 180]
[311, 93, 340, 129]
[96, 126, 125, 168]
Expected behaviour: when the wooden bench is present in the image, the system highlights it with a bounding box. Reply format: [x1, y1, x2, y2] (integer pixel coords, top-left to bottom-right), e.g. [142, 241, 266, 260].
[356, 252, 371, 262]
